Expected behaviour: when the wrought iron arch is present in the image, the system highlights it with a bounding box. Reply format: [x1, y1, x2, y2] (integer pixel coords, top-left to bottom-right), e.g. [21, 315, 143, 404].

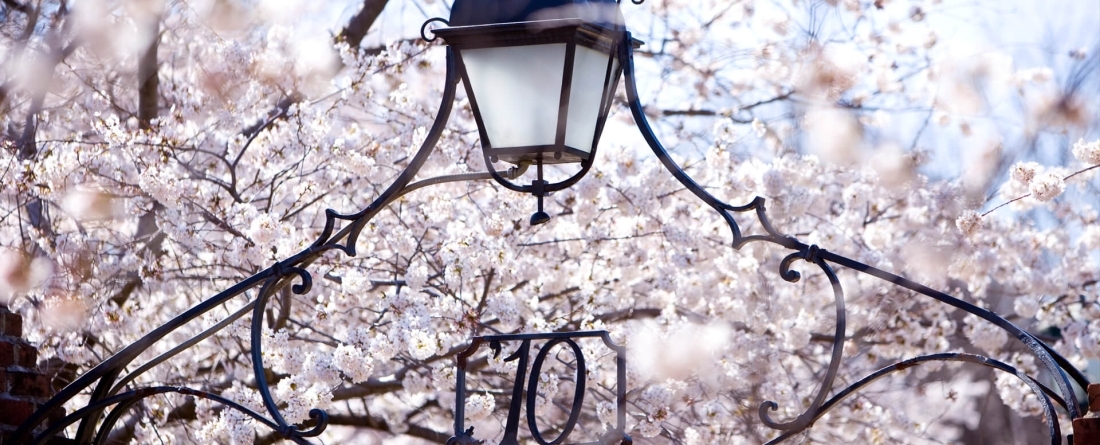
[12, 9, 1092, 445]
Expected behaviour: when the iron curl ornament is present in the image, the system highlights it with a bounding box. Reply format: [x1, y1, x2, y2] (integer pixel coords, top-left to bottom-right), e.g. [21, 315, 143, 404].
[617, 32, 1089, 444]
[12, 0, 1092, 444]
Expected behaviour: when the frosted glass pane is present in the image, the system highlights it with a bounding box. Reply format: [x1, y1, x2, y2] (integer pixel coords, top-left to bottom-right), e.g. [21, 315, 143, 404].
[564, 46, 612, 153]
[463, 44, 566, 148]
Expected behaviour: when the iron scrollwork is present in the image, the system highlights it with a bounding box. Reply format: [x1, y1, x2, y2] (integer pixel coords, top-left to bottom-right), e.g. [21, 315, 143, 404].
[450, 331, 631, 445]
[620, 30, 1090, 444]
[10, 48, 465, 445]
[10, 9, 1093, 445]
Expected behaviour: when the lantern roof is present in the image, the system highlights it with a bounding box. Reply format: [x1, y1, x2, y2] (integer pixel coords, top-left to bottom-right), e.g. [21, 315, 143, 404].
[448, 0, 625, 29]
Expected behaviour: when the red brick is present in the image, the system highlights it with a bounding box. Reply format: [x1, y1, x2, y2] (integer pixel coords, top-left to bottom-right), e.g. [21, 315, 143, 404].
[0, 397, 35, 427]
[1, 311, 21, 337]
[14, 343, 36, 368]
[0, 341, 14, 367]
[8, 371, 50, 398]
[1074, 417, 1100, 445]
[1089, 383, 1099, 413]
[0, 369, 7, 392]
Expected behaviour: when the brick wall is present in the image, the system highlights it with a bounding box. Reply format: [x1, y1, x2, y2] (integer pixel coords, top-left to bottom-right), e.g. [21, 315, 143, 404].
[1073, 384, 1100, 445]
[0, 305, 55, 443]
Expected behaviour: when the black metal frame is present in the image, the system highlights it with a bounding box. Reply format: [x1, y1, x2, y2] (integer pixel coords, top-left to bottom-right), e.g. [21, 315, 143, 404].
[12, 10, 1092, 445]
[616, 33, 1088, 444]
[13, 51, 474, 445]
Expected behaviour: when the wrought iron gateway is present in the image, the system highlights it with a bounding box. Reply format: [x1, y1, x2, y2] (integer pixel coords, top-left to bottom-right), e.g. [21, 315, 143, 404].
[12, 0, 1093, 444]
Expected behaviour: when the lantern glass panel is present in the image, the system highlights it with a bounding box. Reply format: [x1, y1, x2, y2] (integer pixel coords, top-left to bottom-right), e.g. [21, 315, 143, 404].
[462, 43, 567, 148]
[564, 45, 614, 153]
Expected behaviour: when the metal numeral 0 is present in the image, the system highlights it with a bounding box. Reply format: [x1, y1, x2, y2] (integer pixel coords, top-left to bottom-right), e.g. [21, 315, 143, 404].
[519, 338, 587, 445]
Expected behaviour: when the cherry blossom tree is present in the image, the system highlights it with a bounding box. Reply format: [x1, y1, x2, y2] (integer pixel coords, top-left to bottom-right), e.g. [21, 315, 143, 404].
[1, 0, 1097, 444]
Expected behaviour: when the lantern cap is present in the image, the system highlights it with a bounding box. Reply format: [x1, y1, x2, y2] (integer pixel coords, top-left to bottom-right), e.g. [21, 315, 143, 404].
[449, 0, 625, 29]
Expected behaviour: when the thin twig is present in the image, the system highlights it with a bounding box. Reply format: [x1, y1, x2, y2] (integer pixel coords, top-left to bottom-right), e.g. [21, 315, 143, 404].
[982, 163, 1100, 217]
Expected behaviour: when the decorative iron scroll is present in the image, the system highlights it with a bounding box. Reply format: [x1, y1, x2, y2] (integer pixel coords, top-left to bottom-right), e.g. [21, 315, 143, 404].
[10, 49, 469, 445]
[619, 31, 1090, 444]
[449, 331, 630, 445]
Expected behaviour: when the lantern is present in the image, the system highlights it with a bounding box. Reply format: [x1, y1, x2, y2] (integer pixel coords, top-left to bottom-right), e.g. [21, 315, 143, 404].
[432, 0, 637, 224]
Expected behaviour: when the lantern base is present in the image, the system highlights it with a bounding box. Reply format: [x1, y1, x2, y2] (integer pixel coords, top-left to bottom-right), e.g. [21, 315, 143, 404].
[530, 211, 551, 225]
[488, 145, 590, 165]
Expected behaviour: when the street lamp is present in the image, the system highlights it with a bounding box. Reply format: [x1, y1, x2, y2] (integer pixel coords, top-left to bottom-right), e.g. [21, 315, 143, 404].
[12, 0, 1090, 443]
[431, 0, 638, 225]
[424, 1, 1088, 444]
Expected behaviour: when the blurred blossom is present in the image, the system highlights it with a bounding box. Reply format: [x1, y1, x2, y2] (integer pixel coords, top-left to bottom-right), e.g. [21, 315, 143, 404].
[332, 344, 374, 383]
[938, 82, 983, 116]
[463, 393, 495, 420]
[976, 53, 1015, 88]
[62, 189, 120, 221]
[291, 35, 339, 78]
[871, 144, 916, 188]
[1012, 297, 1040, 319]
[1080, 225, 1100, 249]
[1011, 67, 1053, 88]
[958, 121, 972, 137]
[797, 46, 860, 102]
[529, 3, 626, 25]
[955, 211, 982, 237]
[860, 109, 891, 128]
[1028, 173, 1065, 202]
[203, 0, 251, 32]
[41, 297, 89, 332]
[246, 213, 281, 245]
[631, 321, 731, 381]
[933, 110, 951, 127]
[751, 118, 767, 138]
[0, 251, 31, 300]
[759, 7, 791, 36]
[1072, 138, 1100, 165]
[962, 312, 1008, 352]
[638, 419, 662, 438]
[123, 0, 166, 19]
[0, 252, 52, 304]
[72, 0, 112, 53]
[1009, 161, 1039, 185]
[597, 400, 617, 428]
[901, 240, 952, 283]
[922, 31, 938, 49]
[994, 367, 1045, 418]
[803, 107, 862, 164]
[1030, 92, 1090, 129]
[1065, 321, 1100, 360]
[406, 329, 438, 360]
[259, 0, 310, 23]
[997, 179, 1035, 212]
[962, 138, 1001, 195]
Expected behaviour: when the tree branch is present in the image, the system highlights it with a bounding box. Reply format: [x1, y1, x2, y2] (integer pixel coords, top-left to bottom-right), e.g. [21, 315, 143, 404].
[337, 0, 391, 49]
[2, 0, 29, 13]
[137, 13, 160, 129]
